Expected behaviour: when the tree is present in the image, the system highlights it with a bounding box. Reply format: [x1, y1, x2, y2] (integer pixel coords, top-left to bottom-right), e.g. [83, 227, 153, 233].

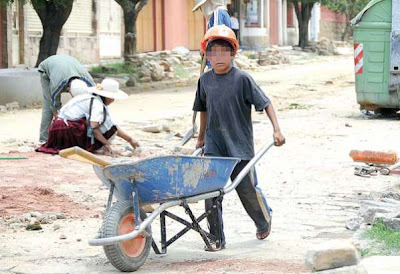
[324, 0, 370, 41]
[0, 0, 74, 67]
[291, 0, 319, 49]
[31, 0, 74, 67]
[114, 0, 148, 58]
[292, 0, 370, 48]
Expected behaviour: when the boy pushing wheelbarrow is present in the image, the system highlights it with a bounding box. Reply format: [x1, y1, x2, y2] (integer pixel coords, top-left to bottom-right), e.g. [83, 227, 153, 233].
[60, 25, 285, 272]
[193, 25, 286, 250]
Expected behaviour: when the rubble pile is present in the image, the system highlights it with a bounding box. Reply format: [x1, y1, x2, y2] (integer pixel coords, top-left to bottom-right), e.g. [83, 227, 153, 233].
[316, 38, 338, 56]
[92, 47, 289, 87]
[125, 49, 201, 83]
[302, 38, 338, 56]
[233, 52, 258, 70]
[257, 49, 289, 66]
[346, 190, 400, 233]
[0, 101, 20, 113]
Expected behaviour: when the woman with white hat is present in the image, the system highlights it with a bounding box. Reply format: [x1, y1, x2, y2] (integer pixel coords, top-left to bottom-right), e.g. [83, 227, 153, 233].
[36, 79, 139, 155]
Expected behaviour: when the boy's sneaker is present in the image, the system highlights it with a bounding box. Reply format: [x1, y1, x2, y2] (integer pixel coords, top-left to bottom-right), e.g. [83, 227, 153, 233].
[256, 208, 272, 240]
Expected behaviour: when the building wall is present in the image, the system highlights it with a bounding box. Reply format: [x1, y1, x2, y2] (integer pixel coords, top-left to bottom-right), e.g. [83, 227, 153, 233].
[137, 0, 155, 52]
[240, 0, 269, 49]
[187, 0, 205, 50]
[154, 0, 163, 51]
[319, 5, 347, 41]
[163, 0, 189, 49]
[99, 0, 122, 58]
[286, 2, 297, 45]
[269, 0, 279, 44]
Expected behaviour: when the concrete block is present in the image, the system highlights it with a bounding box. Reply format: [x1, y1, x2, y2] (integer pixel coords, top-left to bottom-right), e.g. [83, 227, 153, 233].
[305, 240, 360, 271]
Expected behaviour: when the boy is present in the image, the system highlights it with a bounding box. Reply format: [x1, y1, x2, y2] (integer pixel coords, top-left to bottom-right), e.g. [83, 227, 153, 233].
[193, 25, 285, 251]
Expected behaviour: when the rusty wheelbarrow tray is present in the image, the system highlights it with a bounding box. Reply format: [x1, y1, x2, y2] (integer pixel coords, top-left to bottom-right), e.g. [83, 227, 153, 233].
[60, 141, 275, 272]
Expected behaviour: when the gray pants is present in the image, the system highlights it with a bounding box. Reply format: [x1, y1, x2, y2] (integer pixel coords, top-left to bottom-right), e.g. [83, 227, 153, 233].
[39, 73, 55, 143]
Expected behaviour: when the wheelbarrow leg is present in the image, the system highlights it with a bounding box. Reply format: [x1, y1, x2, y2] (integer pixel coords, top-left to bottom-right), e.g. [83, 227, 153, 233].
[151, 206, 167, 254]
[181, 201, 220, 251]
[131, 182, 141, 229]
[204, 197, 224, 251]
[106, 182, 115, 212]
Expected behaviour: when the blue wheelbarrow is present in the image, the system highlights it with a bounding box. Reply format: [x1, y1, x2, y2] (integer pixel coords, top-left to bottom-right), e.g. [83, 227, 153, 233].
[59, 141, 275, 272]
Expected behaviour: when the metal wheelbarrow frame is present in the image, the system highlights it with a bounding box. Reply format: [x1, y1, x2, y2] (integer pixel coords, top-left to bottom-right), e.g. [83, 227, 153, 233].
[61, 142, 275, 272]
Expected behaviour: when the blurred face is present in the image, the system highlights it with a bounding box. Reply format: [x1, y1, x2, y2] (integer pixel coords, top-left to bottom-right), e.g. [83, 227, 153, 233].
[207, 44, 233, 74]
[105, 97, 114, 105]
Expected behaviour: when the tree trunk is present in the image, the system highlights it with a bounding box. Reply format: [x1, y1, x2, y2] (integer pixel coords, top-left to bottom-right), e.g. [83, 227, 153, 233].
[292, 0, 315, 49]
[0, 7, 8, 68]
[123, 9, 138, 57]
[341, 15, 351, 41]
[32, 0, 73, 67]
[115, 0, 148, 58]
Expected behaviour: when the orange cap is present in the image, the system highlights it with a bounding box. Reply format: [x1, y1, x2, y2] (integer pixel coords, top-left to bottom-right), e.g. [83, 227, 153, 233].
[200, 25, 239, 54]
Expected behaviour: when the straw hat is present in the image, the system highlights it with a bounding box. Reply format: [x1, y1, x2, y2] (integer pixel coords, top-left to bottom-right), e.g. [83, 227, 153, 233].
[88, 78, 128, 100]
[192, 0, 226, 12]
[70, 79, 89, 96]
[193, 0, 207, 11]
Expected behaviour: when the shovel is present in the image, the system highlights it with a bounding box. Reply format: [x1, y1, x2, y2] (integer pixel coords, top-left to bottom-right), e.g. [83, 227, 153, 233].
[59, 146, 155, 212]
[59, 146, 110, 167]
[181, 53, 207, 146]
[181, 111, 198, 146]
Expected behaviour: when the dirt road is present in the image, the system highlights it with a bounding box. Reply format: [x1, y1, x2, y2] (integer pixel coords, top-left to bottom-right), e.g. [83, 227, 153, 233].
[1, 53, 399, 273]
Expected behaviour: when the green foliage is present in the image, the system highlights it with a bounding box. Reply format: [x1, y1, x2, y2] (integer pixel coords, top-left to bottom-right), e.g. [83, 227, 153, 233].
[173, 64, 190, 79]
[91, 63, 138, 75]
[322, 0, 370, 18]
[362, 221, 400, 256]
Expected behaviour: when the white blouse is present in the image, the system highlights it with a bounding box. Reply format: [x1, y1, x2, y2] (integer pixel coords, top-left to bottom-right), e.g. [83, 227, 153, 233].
[58, 94, 115, 134]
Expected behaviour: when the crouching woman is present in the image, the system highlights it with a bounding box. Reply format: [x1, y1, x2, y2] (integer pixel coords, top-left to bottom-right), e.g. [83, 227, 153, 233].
[36, 79, 139, 155]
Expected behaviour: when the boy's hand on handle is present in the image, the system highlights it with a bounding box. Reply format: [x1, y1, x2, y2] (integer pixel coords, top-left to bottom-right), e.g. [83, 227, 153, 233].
[195, 139, 205, 149]
[273, 130, 285, 146]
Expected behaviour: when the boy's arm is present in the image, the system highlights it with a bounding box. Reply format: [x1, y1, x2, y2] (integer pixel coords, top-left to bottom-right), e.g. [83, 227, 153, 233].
[265, 104, 285, 146]
[196, 112, 207, 149]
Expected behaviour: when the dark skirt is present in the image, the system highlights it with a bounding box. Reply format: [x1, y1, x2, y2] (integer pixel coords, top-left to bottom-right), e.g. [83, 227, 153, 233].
[36, 118, 117, 155]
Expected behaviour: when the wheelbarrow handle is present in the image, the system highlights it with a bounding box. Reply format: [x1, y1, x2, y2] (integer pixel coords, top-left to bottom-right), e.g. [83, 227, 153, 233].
[224, 141, 275, 194]
[192, 147, 204, 156]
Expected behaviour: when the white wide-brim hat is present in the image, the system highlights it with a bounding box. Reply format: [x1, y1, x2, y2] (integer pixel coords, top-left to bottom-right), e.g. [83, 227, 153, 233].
[70, 79, 89, 96]
[88, 78, 128, 100]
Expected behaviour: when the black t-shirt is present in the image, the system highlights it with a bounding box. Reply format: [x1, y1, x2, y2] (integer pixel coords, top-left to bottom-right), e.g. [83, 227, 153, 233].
[193, 67, 270, 160]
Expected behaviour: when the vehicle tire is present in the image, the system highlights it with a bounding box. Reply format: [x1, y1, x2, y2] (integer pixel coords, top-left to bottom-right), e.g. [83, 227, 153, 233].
[375, 108, 398, 117]
[101, 200, 152, 272]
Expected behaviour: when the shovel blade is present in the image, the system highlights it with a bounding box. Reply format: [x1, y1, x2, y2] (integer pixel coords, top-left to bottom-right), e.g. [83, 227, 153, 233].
[181, 128, 195, 146]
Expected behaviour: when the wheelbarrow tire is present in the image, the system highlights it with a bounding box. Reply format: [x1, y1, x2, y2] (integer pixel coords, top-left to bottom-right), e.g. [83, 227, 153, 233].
[101, 200, 152, 272]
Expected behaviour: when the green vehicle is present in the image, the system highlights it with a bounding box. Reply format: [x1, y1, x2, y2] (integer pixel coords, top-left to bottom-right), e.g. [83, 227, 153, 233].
[352, 0, 400, 114]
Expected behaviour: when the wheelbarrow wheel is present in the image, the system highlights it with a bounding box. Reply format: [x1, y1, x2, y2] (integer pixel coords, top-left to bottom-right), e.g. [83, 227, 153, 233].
[101, 200, 152, 272]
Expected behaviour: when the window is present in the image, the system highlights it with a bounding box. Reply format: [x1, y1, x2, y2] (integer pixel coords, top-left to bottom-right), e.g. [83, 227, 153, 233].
[245, 0, 261, 27]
